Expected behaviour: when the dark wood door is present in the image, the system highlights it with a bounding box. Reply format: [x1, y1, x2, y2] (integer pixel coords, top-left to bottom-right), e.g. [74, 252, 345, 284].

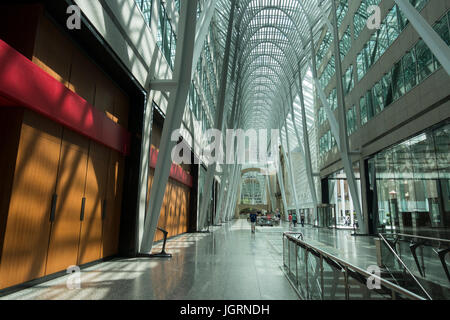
[0, 111, 61, 289]
[78, 142, 108, 265]
[45, 129, 88, 275]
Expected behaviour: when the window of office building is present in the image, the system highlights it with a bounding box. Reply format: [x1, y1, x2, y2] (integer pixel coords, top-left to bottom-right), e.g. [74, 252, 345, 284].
[340, 27, 351, 60]
[157, 3, 177, 69]
[135, 0, 152, 25]
[346, 105, 357, 136]
[343, 64, 354, 95]
[368, 121, 450, 238]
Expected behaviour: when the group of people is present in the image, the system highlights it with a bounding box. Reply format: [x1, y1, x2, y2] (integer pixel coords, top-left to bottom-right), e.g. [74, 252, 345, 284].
[249, 209, 306, 233]
[288, 212, 305, 229]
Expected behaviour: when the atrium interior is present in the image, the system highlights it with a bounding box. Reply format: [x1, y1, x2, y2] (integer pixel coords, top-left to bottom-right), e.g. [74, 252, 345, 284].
[0, 0, 449, 301]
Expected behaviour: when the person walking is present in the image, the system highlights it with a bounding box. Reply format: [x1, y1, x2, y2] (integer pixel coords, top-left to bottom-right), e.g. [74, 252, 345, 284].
[288, 213, 293, 230]
[301, 213, 305, 227]
[250, 212, 257, 233]
[292, 212, 298, 228]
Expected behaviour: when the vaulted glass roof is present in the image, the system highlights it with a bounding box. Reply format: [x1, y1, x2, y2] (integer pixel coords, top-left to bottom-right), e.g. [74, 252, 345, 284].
[210, 0, 332, 152]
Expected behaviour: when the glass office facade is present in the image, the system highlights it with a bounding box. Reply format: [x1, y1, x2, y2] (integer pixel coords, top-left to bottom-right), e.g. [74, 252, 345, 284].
[369, 121, 450, 239]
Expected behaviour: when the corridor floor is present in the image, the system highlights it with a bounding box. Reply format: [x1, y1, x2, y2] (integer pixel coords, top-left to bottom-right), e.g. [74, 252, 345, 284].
[0, 219, 299, 300]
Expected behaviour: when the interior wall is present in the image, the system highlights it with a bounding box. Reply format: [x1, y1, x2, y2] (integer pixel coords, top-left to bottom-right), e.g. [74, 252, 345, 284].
[0, 7, 130, 290]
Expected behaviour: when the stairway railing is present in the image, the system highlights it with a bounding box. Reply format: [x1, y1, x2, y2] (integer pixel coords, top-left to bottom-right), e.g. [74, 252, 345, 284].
[283, 232, 426, 300]
[378, 233, 432, 300]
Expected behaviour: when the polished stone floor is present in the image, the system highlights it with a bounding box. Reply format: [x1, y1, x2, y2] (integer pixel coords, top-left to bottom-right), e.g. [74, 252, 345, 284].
[2, 219, 447, 300]
[0, 219, 299, 300]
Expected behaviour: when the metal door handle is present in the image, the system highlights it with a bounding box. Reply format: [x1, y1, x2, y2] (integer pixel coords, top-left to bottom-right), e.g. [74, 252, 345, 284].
[50, 194, 58, 222]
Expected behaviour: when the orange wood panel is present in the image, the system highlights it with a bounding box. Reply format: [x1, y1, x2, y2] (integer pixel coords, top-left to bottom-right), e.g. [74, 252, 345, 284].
[45, 129, 89, 275]
[32, 15, 73, 87]
[114, 90, 129, 129]
[0, 4, 42, 59]
[67, 49, 96, 105]
[187, 191, 191, 233]
[94, 69, 115, 119]
[175, 184, 183, 236]
[180, 188, 186, 235]
[154, 181, 171, 243]
[178, 186, 186, 235]
[0, 110, 62, 289]
[77, 141, 108, 265]
[168, 182, 177, 238]
[180, 188, 189, 233]
[0, 108, 23, 263]
[101, 151, 125, 258]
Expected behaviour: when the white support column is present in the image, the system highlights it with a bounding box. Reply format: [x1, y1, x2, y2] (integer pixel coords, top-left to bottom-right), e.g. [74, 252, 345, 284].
[139, 0, 199, 254]
[281, 126, 301, 219]
[276, 148, 289, 220]
[191, 0, 218, 76]
[394, 0, 450, 75]
[224, 167, 238, 221]
[292, 76, 319, 216]
[340, 179, 346, 226]
[198, 0, 237, 231]
[136, 98, 154, 250]
[225, 166, 241, 221]
[334, 178, 339, 226]
[214, 168, 227, 225]
[329, 0, 366, 234]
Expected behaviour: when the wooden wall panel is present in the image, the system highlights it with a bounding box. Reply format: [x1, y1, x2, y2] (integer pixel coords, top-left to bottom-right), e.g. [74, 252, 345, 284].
[166, 184, 174, 238]
[114, 90, 129, 129]
[184, 192, 190, 234]
[94, 70, 115, 118]
[0, 4, 42, 59]
[152, 179, 170, 243]
[147, 169, 192, 242]
[0, 9, 131, 289]
[175, 185, 183, 236]
[32, 16, 73, 87]
[78, 142, 108, 265]
[0, 111, 61, 289]
[178, 186, 185, 235]
[101, 151, 124, 258]
[68, 50, 96, 105]
[0, 108, 23, 266]
[45, 129, 89, 275]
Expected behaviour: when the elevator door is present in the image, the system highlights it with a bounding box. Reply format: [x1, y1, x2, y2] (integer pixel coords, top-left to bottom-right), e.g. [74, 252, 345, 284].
[45, 129, 89, 275]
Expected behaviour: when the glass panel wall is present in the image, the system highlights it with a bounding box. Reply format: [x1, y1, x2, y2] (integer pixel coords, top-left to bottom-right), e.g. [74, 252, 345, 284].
[327, 163, 362, 229]
[369, 121, 450, 239]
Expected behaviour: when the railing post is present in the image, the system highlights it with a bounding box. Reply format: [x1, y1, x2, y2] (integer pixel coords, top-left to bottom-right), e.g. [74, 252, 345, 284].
[283, 235, 286, 268]
[320, 254, 324, 300]
[344, 266, 350, 300]
[288, 238, 291, 275]
[305, 249, 309, 299]
[295, 244, 299, 287]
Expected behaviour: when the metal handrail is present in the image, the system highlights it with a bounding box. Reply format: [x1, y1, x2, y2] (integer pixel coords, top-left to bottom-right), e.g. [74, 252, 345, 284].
[283, 232, 426, 300]
[378, 233, 432, 300]
[379, 232, 450, 245]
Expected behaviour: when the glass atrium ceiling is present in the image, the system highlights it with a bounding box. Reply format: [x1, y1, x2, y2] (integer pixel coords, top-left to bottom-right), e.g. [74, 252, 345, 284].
[210, 0, 332, 151]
